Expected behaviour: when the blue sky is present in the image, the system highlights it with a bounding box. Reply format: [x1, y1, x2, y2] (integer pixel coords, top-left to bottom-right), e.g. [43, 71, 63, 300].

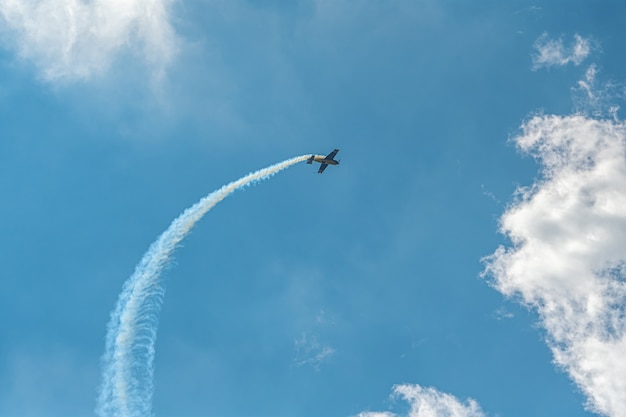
[1, 1, 626, 417]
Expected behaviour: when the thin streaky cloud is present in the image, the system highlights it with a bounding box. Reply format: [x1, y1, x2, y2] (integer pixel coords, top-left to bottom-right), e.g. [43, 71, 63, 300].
[293, 333, 335, 370]
[0, 0, 177, 82]
[532, 33, 591, 70]
[573, 65, 625, 119]
[493, 306, 514, 321]
[484, 114, 626, 417]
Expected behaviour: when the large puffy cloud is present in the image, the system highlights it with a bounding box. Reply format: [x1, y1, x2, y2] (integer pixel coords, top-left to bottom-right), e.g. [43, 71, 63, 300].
[0, 0, 177, 81]
[484, 114, 626, 417]
[532, 33, 591, 70]
[354, 385, 485, 417]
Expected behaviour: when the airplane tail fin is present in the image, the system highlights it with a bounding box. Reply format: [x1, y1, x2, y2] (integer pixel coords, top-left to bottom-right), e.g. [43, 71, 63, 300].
[306, 155, 314, 164]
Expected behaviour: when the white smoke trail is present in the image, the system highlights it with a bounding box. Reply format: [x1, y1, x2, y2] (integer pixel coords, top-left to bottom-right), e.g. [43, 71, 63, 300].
[96, 155, 309, 417]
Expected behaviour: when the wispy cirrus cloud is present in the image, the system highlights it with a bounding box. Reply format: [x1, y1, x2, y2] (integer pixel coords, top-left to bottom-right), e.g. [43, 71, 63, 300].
[573, 65, 624, 119]
[293, 332, 335, 370]
[532, 33, 591, 70]
[354, 384, 485, 417]
[0, 0, 177, 82]
[484, 114, 626, 417]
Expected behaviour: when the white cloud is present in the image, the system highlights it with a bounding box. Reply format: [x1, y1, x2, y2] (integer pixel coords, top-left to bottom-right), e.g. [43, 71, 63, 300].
[577, 65, 600, 101]
[353, 413, 396, 417]
[293, 332, 335, 370]
[573, 65, 624, 119]
[493, 306, 514, 320]
[532, 33, 591, 70]
[484, 114, 626, 417]
[0, 0, 177, 82]
[353, 385, 485, 417]
[394, 385, 485, 417]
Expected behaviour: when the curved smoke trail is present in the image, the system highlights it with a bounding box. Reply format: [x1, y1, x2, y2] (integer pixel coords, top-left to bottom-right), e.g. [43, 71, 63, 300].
[96, 155, 309, 417]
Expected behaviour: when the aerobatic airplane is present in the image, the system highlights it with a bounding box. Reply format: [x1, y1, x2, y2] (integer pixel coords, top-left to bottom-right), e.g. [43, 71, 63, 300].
[307, 149, 340, 173]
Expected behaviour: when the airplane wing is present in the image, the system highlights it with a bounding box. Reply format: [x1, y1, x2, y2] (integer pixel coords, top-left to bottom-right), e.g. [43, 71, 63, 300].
[325, 149, 339, 160]
[318, 163, 328, 174]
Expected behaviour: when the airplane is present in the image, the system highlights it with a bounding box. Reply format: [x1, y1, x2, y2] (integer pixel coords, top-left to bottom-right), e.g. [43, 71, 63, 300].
[307, 149, 340, 174]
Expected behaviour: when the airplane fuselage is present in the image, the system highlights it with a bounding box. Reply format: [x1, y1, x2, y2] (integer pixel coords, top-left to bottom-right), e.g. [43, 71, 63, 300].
[307, 149, 340, 173]
[312, 155, 339, 165]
